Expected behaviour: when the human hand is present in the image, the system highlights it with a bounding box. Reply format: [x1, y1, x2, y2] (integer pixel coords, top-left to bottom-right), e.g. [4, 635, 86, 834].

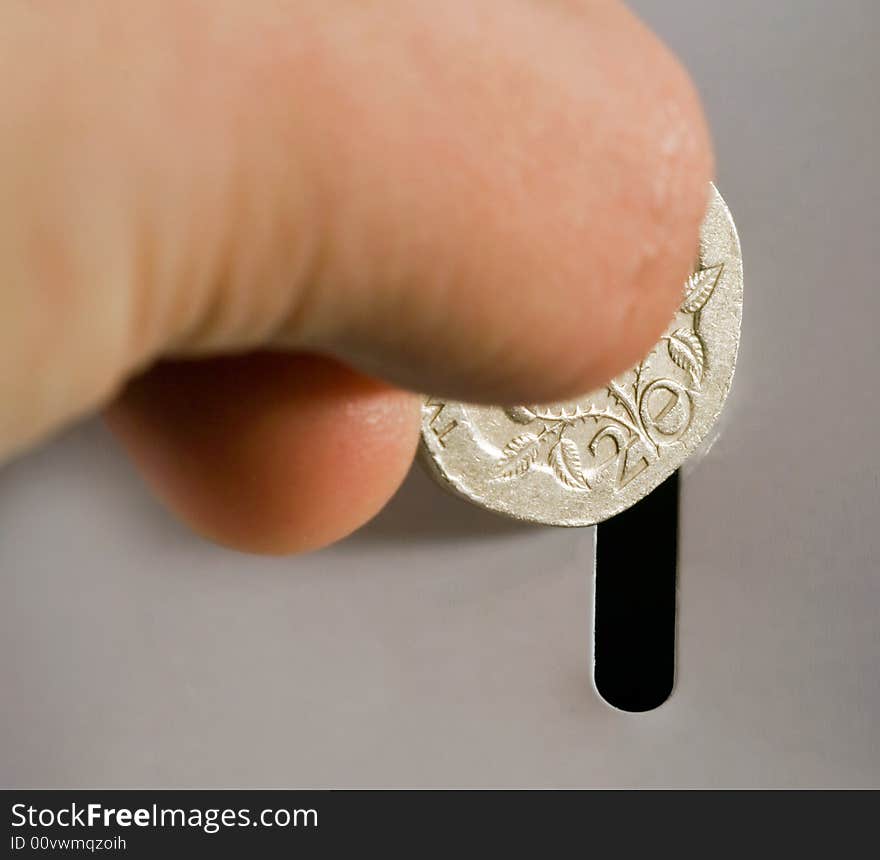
[0, 1, 712, 553]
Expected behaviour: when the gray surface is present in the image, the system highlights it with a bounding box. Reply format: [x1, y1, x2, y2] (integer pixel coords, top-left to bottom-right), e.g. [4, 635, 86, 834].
[1, 0, 878, 788]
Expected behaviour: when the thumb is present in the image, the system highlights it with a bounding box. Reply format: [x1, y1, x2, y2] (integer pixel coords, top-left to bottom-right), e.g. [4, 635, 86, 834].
[0, 0, 712, 463]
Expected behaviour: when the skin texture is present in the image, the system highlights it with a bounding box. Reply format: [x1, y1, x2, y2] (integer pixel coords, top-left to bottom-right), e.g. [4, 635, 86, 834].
[0, 1, 713, 554]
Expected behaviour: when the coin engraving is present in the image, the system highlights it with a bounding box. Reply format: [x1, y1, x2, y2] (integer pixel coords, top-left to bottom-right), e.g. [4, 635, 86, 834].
[420, 185, 743, 526]
[425, 397, 460, 448]
[489, 263, 719, 494]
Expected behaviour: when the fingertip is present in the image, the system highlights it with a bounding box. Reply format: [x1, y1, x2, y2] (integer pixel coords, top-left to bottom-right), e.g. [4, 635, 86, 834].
[287, 0, 714, 406]
[565, 61, 715, 400]
[105, 354, 420, 556]
[516, 1, 716, 402]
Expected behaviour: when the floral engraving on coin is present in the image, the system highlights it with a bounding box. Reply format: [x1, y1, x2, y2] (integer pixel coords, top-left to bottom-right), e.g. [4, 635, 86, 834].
[494, 264, 723, 493]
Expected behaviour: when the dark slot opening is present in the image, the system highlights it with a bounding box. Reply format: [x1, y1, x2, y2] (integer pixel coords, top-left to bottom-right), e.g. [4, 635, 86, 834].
[593, 470, 678, 713]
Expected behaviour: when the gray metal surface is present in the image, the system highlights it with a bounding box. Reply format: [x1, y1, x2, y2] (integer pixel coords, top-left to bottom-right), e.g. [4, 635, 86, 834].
[2, 0, 878, 787]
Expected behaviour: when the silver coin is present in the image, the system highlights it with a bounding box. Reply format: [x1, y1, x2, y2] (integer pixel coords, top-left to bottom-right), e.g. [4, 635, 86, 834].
[419, 183, 743, 526]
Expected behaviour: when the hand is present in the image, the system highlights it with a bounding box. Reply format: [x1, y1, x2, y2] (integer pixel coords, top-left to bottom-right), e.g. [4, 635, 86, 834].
[0, 1, 712, 554]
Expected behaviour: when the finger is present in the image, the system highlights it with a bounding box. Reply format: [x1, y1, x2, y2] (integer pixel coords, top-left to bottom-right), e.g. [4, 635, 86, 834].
[104, 353, 420, 555]
[0, 0, 712, 462]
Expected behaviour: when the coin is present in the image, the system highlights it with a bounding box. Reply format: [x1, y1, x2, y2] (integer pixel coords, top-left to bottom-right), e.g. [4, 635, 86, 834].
[419, 184, 743, 526]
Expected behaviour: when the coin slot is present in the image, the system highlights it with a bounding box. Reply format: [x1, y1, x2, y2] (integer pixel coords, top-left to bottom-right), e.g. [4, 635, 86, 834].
[593, 471, 678, 713]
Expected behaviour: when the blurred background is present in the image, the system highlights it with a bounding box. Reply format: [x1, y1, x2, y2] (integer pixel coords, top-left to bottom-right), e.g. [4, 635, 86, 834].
[2, 0, 878, 787]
